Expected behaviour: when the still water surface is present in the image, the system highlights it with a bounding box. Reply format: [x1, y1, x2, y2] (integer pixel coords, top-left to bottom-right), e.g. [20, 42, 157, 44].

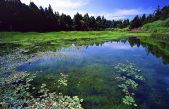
[5, 38, 169, 109]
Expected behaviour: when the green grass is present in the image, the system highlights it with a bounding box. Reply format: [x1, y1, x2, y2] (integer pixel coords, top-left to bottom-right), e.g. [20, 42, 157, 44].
[105, 27, 130, 31]
[142, 18, 169, 34]
[0, 31, 150, 46]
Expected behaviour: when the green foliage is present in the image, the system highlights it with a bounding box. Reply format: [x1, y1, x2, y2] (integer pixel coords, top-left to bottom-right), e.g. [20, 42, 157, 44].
[4, 72, 29, 84]
[0, 31, 150, 46]
[142, 18, 169, 34]
[130, 15, 142, 29]
[114, 63, 144, 107]
[122, 96, 137, 107]
[130, 6, 169, 29]
[58, 73, 68, 88]
[106, 27, 130, 32]
[0, 72, 83, 109]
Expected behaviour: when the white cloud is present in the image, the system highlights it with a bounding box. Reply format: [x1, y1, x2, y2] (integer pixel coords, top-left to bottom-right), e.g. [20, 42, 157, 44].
[20, 0, 89, 9]
[103, 42, 140, 50]
[55, 9, 85, 17]
[91, 9, 153, 20]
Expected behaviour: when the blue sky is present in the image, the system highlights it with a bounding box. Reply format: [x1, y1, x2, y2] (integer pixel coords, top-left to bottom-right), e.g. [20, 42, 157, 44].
[21, 0, 169, 20]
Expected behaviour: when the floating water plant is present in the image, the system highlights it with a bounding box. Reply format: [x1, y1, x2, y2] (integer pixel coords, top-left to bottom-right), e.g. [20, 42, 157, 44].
[4, 72, 29, 84]
[0, 46, 83, 109]
[122, 95, 137, 107]
[114, 63, 144, 107]
[0, 72, 83, 109]
[58, 73, 68, 88]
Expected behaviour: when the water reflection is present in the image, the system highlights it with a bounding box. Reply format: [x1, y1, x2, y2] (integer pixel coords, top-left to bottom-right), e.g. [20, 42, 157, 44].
[1, 37, 169, 109]
[126, 37, 169, 64]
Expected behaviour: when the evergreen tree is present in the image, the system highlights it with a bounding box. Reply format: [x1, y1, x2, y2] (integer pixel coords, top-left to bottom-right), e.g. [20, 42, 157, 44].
[154, 6, 161, 20]
[89, 16, 96, 30]
[0, 0, 168, 31]
[96, 16, 102, 30]
[141, 14, 146, 25]
[83, 13, 90, 30]
[73, 13, 83, 30]
[130, 15, 142, 29]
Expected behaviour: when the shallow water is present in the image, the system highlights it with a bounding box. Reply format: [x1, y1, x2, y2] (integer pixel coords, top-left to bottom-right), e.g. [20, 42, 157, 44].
[1, 38, 169, 109]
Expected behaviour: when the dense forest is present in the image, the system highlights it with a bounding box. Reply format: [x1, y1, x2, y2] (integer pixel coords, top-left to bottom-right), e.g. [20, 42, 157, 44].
[0, 0, 169, 32]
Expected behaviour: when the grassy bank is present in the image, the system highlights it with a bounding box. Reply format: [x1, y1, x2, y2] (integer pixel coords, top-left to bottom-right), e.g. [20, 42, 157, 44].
[0, 31, 150, 46]
[0, 31, 150, 56]
[142, 18, 169, 34]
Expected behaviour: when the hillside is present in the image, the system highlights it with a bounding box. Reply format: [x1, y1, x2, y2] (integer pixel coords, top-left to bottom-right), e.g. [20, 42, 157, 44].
[142, 18, 169, 34]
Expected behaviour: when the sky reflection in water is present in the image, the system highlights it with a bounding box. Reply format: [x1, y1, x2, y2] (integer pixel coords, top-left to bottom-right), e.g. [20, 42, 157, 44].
[17, 40, 169, 109]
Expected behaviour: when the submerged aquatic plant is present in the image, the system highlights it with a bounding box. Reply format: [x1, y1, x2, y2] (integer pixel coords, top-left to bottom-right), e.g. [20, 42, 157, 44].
[114, 63, 144, 107]
[0, 45, 84, 109]
[5, 72, 29, 84]
[122, 95, 137, 107]
[0, 72, 83, 109]
[58, 73, 68, 88]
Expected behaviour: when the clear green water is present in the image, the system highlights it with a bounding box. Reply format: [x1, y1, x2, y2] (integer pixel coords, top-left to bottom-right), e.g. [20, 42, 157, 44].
[1, 38, 169, 109]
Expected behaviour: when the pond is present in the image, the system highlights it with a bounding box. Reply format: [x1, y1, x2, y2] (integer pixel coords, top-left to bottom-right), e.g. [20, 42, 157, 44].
[1, 37, 169, 109]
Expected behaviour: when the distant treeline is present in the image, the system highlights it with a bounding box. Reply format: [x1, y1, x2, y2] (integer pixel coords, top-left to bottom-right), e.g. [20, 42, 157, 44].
[130, 6, 169, 29]
[0, 0, 169, 32]
[0, 0, 130, 32]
